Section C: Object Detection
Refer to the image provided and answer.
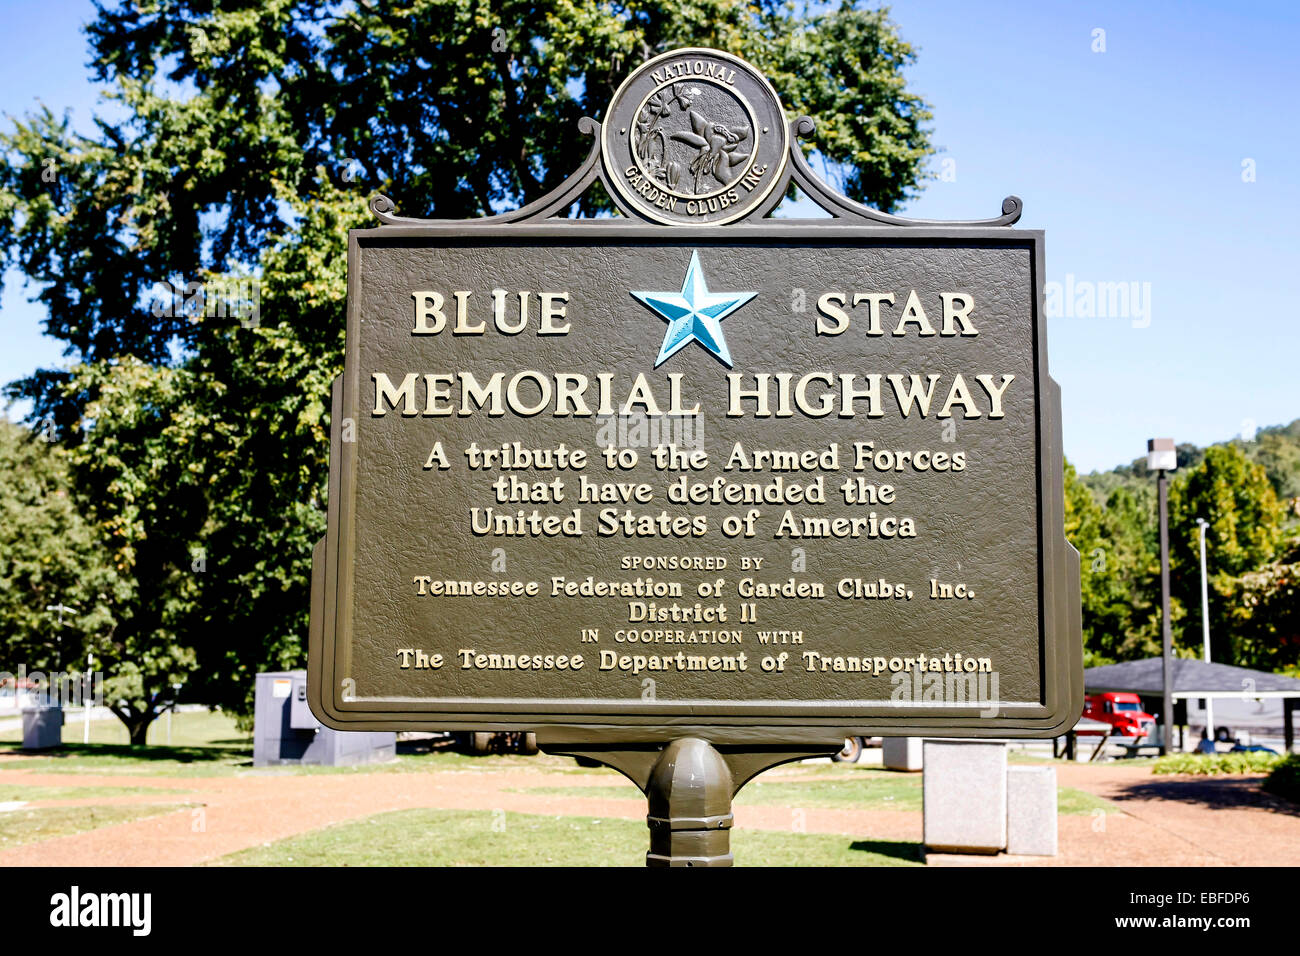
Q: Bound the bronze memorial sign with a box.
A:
[308,48,1082,865]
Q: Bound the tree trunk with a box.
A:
[112,707,157,747]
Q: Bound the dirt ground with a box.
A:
[0,755,1295,866]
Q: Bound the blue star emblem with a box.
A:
[631,251,756,368]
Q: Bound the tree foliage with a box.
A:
[1168,444,1284,668]
[0,421,124,673]
[60,359,201,742]
[1065,460,1161,666]
[1232,536,1300,677]
[0,2,935,720]
[1075,432,1297,672]
[1,0,935,425]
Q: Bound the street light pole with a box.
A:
[1148,439,1177,756]
[84,651,93,745]
[44,602,82,738]
[168,683,182,746]
[1158,471,1174,754]
[1197,517,1213,743]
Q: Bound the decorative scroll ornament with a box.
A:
[369,48,1021,229]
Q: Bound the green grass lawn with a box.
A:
[0,803,191,849]
[1057,787,1116,815]
[0,742,253,777]
[0,714,1133,864]
[740,774,923,810]
[0,711,1120,841]
[0,707,250,749]
[0,741,572,779]
[0,709,616,777]
[0,783,189,802]
[209,808,923,867]
[1007,751,1067,764]
[510,773,922,811]
[511,767,1115,816]
[0,709,254,775]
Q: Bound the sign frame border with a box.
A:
[307,220,1082,742]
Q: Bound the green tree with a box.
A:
[1244,423,1300,501]
[1097,484,1162,660]
[61,360,202,743]
[2,0,935,422]
[3,3,937,716]
[1168,444,1283,665]
[55,174,360,730]
[1065,458,1108,664]
[0,420,124,675]
[1231,536,1300,674]
[1076,427,1300,672]
[1065,460,1161,665]
[158,178,366,707]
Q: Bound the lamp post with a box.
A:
[168,682,182,746]
[1196,517,1214,744]
[44,602,80,736]
[84,650,93,744]
[1148,439,1177,755]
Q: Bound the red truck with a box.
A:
[1080,692,1157,738]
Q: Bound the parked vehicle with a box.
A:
[833,736,864,763]
[1080,692,1157,738]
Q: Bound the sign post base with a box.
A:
[537,732,844,866]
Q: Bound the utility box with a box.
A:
[253,671,394,767]
[22,705,63,750]
[289,679,318,731]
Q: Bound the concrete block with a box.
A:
[881,736,923,771]
[22,706,63,750]
[923,739,1007,853]
[1006,766,1058,856]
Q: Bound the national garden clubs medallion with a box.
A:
[602,48,790,225]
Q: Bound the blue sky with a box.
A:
[1,0,1297,472]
